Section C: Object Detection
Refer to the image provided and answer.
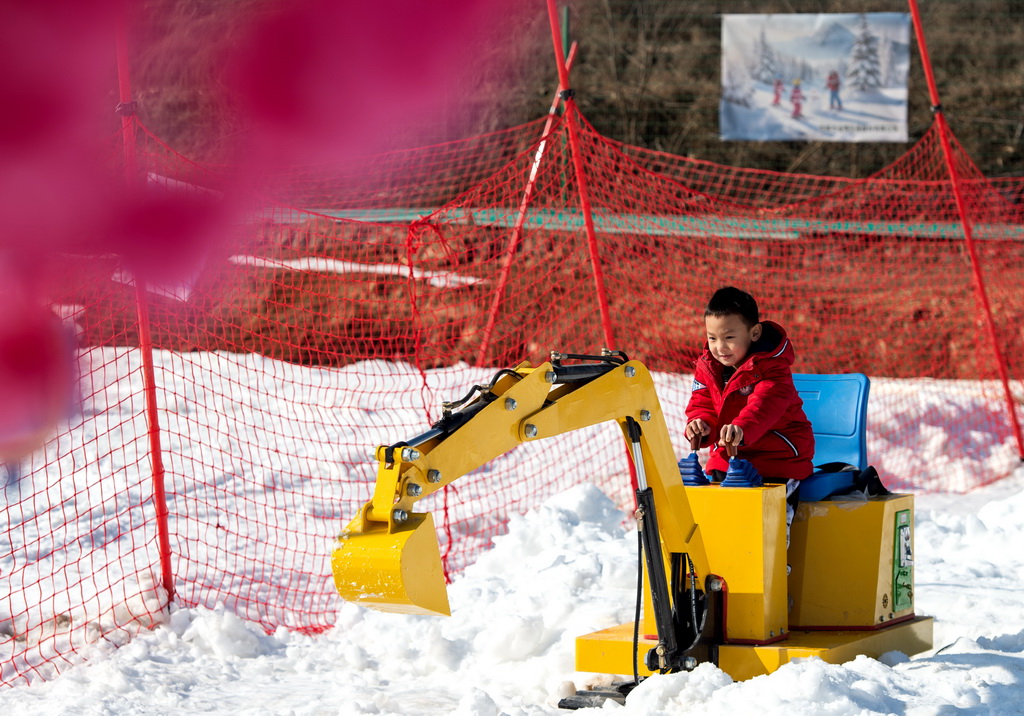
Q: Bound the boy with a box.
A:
[684,287,814,542]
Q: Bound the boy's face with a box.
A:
[705,313,762,367]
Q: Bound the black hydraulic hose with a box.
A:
[549,351,628,365]
[636,486,679,673]
[688,555,699,646]
[404,368,528,445]
[633,526,643,685]
[441,369,523,413]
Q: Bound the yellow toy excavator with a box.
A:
[331,352,932,707]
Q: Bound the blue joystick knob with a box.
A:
[679,451,710,486]
[720,456,763,487]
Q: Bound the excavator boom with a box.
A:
[331,353,710,618]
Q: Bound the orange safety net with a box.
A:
[2,106,1023,685]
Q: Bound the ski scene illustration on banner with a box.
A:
[721,13,911,142]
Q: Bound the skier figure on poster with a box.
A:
[826,70,843,110]
[790,79,805,119]
[772,78,784,106]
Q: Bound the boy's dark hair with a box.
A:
[705,286,759,327]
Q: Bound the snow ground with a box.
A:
[2,352,1024,714]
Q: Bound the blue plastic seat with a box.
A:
[792,373,870,501]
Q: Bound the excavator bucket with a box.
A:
[331,511,451,616]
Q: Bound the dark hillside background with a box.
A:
[121,0,1024,178]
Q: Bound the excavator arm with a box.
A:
[332,352,715,671]
[334,353,936,690]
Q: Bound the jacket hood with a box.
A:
[748,320,794,367]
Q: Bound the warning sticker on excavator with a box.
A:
[893,509,913,611]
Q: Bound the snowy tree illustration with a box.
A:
[749,27,778,84]
[722,66,754,106]
[879,37,904,88]
[846,14,882,91]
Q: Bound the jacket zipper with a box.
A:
[772,430,798,457]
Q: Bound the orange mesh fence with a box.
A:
[1,263,167,684]
[3,105,1024,685]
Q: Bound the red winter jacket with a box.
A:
[685,321,814,481]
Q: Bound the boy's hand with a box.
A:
[684,419,711,443]
[719,424,744,449]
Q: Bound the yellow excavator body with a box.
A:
[330,353,932,694]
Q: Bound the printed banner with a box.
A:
[720,13,911,142]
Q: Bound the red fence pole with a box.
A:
[545,2,638,503]
[907,0,1024,460]
[474,41,578,367]
[115,17,177,601]
[545,0,616,351]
